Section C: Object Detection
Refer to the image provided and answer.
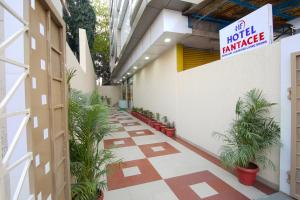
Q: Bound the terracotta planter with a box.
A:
[165,128,176,137]
[160,125,167,133]
[149,120,156,128]
[153,123,162,131]
[236,163,259,186]
[148,120,156,127]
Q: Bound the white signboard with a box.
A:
[219,4,273,59]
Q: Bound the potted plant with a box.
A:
[214,89,280,186]
[69,90,118,200]
[148,112,156,127]
[153,113,162,131]
[160,116,168,134]
[165,121,176,137]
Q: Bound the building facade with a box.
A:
[109,0,300,197]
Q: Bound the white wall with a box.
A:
[133,46,178,123]
[98,86,121,106]
[133,42,282,187]
[279,33,300,194]
[66,29,96,94]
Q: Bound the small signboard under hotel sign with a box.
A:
[219,4,273,59]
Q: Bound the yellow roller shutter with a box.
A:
[183,47,220,70]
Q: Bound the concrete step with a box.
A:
[256,192,295,200]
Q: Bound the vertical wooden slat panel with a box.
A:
[29,1,53,199]
[291,52,300,200]
[28,0,70,199]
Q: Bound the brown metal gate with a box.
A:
[291,52,300,199]
[28,0,70,199]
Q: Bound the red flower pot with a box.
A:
[236,163,259,186]
[153,123,161,131]
[148,120,156,127]
[160,125,167,133]
[149,120,156,128]
[145,118,151,124]
[165,128,176,137]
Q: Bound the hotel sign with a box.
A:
[219,4,273,59]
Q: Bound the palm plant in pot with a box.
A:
[69,90,117,200]
[215,89,280,186]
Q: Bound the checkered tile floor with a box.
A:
[103,110,270,200]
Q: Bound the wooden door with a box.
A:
[28,0,70,199]
[291,52,300,199]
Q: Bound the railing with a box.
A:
[0,0,33,200]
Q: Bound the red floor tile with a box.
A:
[138,142,180,158]
[128,129,154,137]
[107,159,162,190]
[104,138,136,149]
[165,171,249,200]
[121,122,141,126]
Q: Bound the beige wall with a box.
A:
[133,46,178,122]
[98,86,121,106]
[133,43,281,187]
[66,29,96,94]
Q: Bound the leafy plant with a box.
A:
[162,116,168,125]
[69,89,116,200]
[155,113,160,122]
[64,0,96,57]
[166,122,175,129]
[66,68,77,93]
[214,89,280,170]
[91,0,110,83]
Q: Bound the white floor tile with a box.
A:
[112,146,146,161]
[104,180,179,200]
[151,146,165,152]
[104,132,130,139]
[123,166,141,177]
[190,182,218,198]
[114,140,125,145]
[132,135,167,145]
[124,125,145,131]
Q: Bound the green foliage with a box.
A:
[155,113,160,122]
[91,0,110,84]
[166,122,175,129]
[215,89,280,169]
[162,116,168,125]
[64,0,96,57]
[69,89,115,200]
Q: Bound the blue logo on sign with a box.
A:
[235,20,245,32]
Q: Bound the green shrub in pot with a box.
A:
[69,90,117,199]
[214,89,280,185]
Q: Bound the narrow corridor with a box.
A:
[104,110,274,200]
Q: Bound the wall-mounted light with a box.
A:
[164,38,171,43]
[133,66,138,70]
[127,72,131,75]
[145,56,150,60]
